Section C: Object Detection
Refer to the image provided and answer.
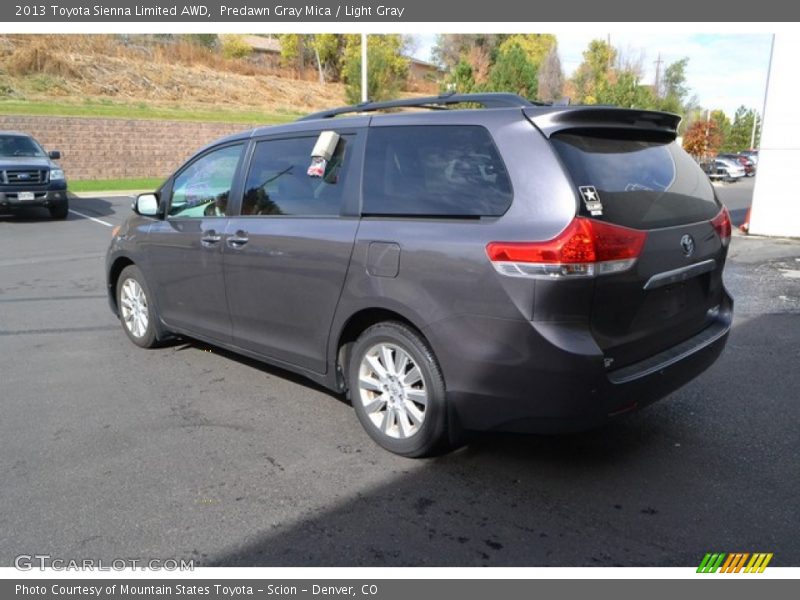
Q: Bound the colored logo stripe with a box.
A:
[745,553,773,573]
[720,553,749,573]
[697,552,773,573]
[697,553,726,573]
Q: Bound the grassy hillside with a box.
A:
[0,35,347,124]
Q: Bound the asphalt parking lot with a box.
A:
[1,179,798,567]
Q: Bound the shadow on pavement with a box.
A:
[69,195,118,218]
[206,313,799,567]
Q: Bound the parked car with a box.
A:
[0,131,68,219]
[740,149,759,165]
[714,158,746,181]
[106,93,733,457]
[718,153,755,176]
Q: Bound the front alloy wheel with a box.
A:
[120,278,149,339]
[116,265,158,348]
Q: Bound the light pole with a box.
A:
[361,33,368,103]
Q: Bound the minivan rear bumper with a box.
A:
[428,292,732,434]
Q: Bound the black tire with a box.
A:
[116,265,159,349]
[348,321,449,457]
[49,201,68,219]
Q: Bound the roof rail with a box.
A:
[298,92,538,121]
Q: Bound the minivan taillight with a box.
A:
[710,206,732,248]
[486,217,647,279]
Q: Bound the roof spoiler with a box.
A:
[525,107,681,139]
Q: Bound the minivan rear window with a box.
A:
[363,125,512,217]
[551,130,720,229]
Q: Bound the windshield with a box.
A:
[0,135,47,158]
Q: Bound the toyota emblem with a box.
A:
[680,234,695,257]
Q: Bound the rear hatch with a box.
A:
[529,109,730,369]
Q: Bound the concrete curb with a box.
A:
[68,190,149,199]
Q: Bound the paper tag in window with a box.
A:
[307,156,326,178]
[307,131,340,178]
[579,186,603,216]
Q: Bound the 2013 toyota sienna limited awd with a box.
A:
[106,93,733,457]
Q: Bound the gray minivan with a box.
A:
[106,93,733,457]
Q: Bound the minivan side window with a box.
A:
[362,125,513,217]
[241,135,349,216]
[168,144,244,218]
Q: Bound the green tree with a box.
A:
[655,58,690,113]
[486,41,538,98]
[278,33,304,69]
[571,39,617,104]
[342,35,409,104]
[727,105,761,151]
[443,59,477,93]
[498,34,557,69]
[711,110,733,152]
[597,70,655,109]
[310,34,346,82]
[219,34,251,59]
[279,34,348,82]
[661,58,689,101]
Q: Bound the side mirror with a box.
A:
[48,150,61,160]
[133,193,159,217]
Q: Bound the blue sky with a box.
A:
[410,33,773,119]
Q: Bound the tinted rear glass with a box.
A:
[363,126,512,217]
[551,130,720,229]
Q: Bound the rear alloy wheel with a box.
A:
[349,322,448,457]
[117,265,158,348]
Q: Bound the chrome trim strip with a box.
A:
[642,259,717,290]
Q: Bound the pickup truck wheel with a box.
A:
[49,201,68,219]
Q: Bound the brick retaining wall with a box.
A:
[0,115,257,181]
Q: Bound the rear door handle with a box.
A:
[201,230,222,246]
[227,231,249,248]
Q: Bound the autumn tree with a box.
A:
[683,119,723,159]
[432,34,506,68]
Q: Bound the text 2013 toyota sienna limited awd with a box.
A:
[106,93,733,457]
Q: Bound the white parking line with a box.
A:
[68,209,114,227]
